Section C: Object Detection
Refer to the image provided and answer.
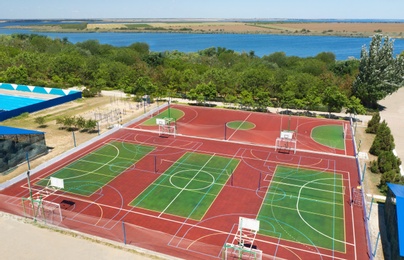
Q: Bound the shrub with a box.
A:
[370,160,379,174]
[379,170,403,194]
[369,120,394,156]
[366,111,380,134]
[34,116,46,127]
[377,151,400,174]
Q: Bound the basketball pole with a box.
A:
[258,172,261,190]
[231,171,234,186]
[224,123,227,140]
[154,156,157,173]
[168,100,171,118]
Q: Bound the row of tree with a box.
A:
[368,112,403,193]
[0,33,402,113]
[55,116,98,132]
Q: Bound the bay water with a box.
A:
[1,22,404,60]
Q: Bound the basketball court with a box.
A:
[0,104,369,259]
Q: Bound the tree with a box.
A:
[352,34,404,108]
[366,111,381,134]
[63,116,76,131]
[377,151,401,174]
[34,116,46,127]
[322,86,348,114]
[195,82,217,101]
[76,116,87,130]
[345,96,366,115]
[85,119,98,132]
[379,170,402,194]
[5,65,28,84]
[369,120,395,156]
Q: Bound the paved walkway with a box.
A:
[379,87,404,174]
[0,213,163,260]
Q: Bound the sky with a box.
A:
[0,0,403,20]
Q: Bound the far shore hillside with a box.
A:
[6,20,404,38]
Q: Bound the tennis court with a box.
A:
[0,104,369,260]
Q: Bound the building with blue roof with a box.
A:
[385,183,404,259]
[0,126,47,173]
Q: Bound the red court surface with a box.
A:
[0,105,370,259]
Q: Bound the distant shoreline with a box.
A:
[5,20,404,38]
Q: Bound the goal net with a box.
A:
[275,130,296,154]
[22,197,63,225]
[222,217,262,260]
[156,118,176,137]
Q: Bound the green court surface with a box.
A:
[258,165,345,252]
[312,125,345,150]
[130,152,239,220]
[36,141,155,196]
[226,121,255,130]
[142,107,184,126]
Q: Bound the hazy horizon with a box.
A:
[1,0,403,20]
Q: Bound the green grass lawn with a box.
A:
[258,165,345,252]
[36,141,155,196]
[312,125,345,150]
[226,121,255,130]
[130,152,239,220]
[142,107,184,126]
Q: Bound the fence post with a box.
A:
[26,152,31,170]
[72,131,77,147]
[373,232,380,257]
[122,221,127,245]
[367,196,374,220]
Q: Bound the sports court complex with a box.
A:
[0,103,370,259]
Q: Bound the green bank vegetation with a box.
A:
[0,33,402,114]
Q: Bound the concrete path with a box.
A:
[0,213,161,260]
[379,87,404,174]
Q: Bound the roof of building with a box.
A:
[0,125,44,135]
[388,183,404,257]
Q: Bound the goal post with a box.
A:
[222,243,263,260]
[156,117,177,137]
[275,130,296,154]
[222,217,262,260]
[22,197,62,224]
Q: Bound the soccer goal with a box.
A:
[156,117,176,137]
[275,130,297,154]
[22,197,63,224]
[222,217,262,260]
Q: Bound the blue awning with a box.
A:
[0,126,44,135]
[388,183,404,257]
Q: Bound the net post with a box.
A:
[26,171,36,222]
